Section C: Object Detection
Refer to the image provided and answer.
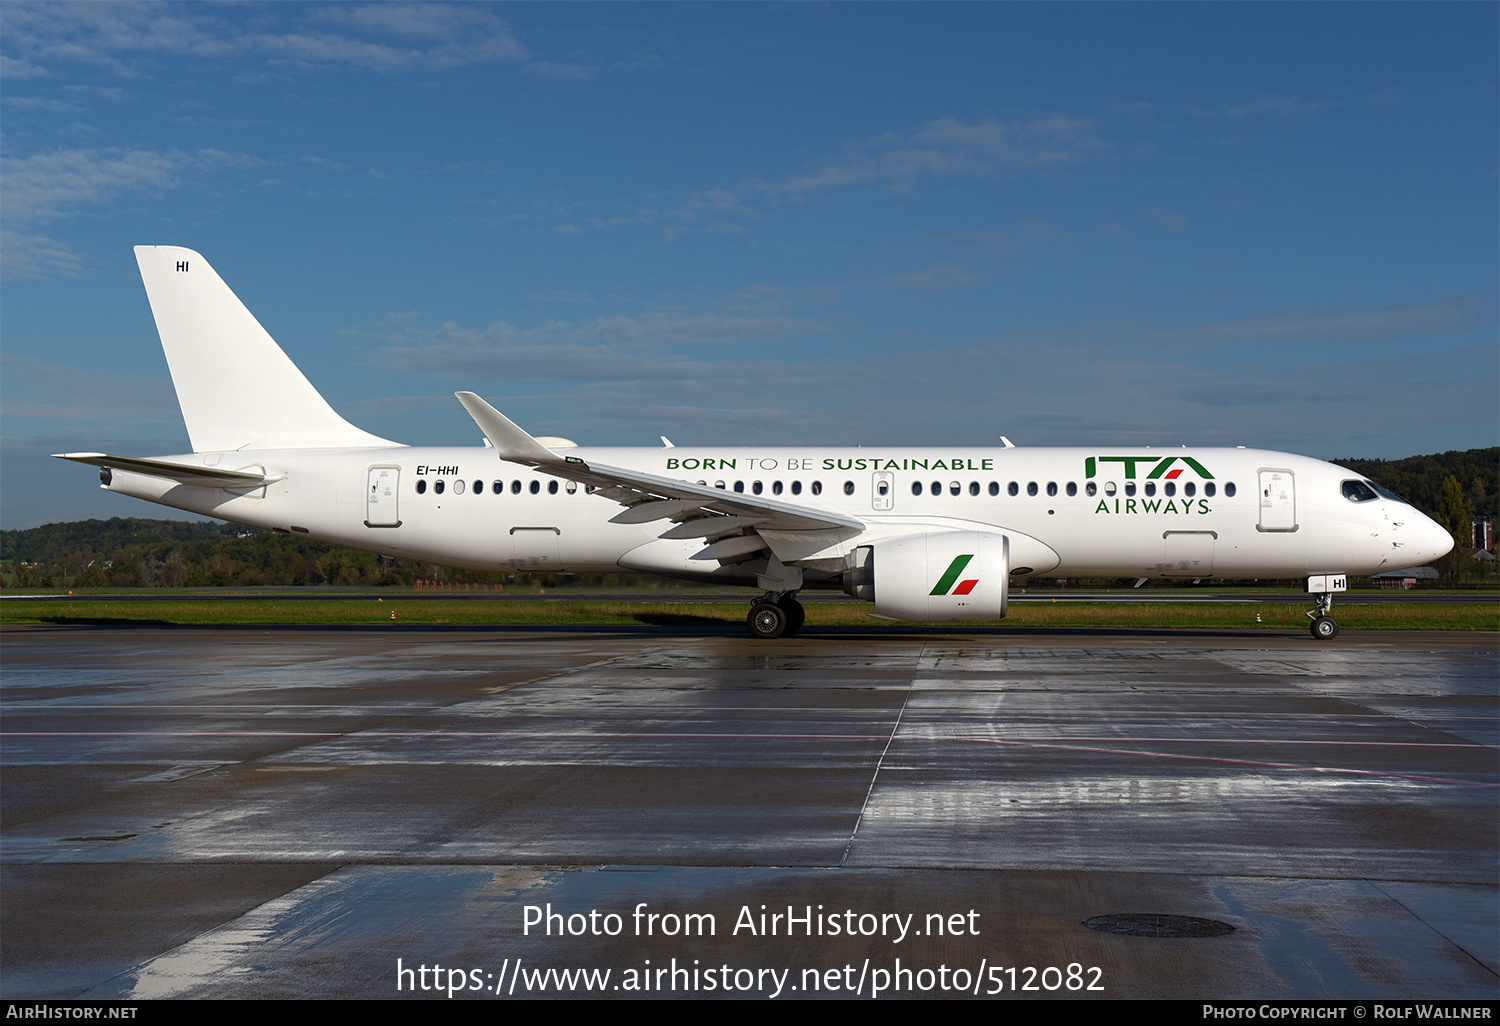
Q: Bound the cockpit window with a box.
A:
[1342,480,1378,503]
[1368,480,1409,504]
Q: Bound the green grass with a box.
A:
[2,597,1494,631]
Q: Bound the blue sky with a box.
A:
[2,2,1496,528]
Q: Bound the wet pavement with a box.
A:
[2,624,1495,999]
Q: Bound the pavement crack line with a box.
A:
[838,676,914,868]
[1365,880,1500,978]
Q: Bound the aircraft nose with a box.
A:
[1432,518,1455,561]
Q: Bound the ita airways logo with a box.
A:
[930,554,979,597]
[1085,456,1214,480]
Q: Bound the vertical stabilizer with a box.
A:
[134,246,397,452]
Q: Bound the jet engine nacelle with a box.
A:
[843,530,1009,622]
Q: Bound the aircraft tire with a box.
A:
[748,601,788,640]
[778,597,806,634]
[1310,615,1339,641]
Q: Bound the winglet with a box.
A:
[455,393,563,466]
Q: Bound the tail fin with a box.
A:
[134,246,397,452]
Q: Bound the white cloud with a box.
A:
[557,115,1108,240]
[0,147,256,275]
[0,354,180,424]
[1158,295,1496,350]
[2,2,529,76]
[353,294,1497,455]
[374,310,831,382]
[0,229,86,279]
[524,61,594,81]
[1226,94,1340,119]
[775,115,1104,197]
[1140,207,1187,232]
[0,147,181,223]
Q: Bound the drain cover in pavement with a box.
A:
[1083,914,1234,938]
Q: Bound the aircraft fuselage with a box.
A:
[101,443,1440,584]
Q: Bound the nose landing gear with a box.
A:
[1304,575,1346,641]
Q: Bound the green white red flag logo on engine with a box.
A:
[930,554,979,596]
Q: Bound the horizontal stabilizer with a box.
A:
[53,453,277,487]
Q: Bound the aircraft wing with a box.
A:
[457,393,864,560]
[52,453,278,487]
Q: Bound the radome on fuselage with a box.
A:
[56,247,1453,640]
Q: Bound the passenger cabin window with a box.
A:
[1224,482,1236,497]
[912,481,923,496]
[453,480,465,495]
[548,480,558,494]
[473,480,483,495]
[949,481,960,496]
[844,481,855,495]
[1124,482,1136,497]
[1085,482,1097,497]
[989,482,999,496]
[435,480,445,495]
[492,480,503,495]
[969,481,980,496]
[772,481,782,495]
[511,480,523,494]
[1184,482,1195,497]
[1008,482,1019,496]
[1204,482,1216,497]
[752,481,763,495]
[1027,482,1038,497]
[1046,482,1057,497]
[811,481,822,495]
[1143,482,1155,497]
[791,481,802,495]
[566,481,577,494]
[931,481,941,496]
[1066,482,1077,497]
[530,480,540,494]
[416,479,427,494]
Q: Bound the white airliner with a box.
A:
[57,247,1453,640]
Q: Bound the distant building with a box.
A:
[1372,566,1441,589]
[1473,516,1494,554]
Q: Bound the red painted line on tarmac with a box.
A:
[4,731,1493,789]
[948,736,1500,788]
[2,730,1489,750]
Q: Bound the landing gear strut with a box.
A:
[747,592,804,640]
[1304,574,1346,641]
[1307,592,1339,641]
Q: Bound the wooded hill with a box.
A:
[1330,447,1496,522]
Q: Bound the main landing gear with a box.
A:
[1307,592,1339,641]
[747,592,805,640]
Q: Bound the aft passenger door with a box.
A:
[366,466,400,527]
